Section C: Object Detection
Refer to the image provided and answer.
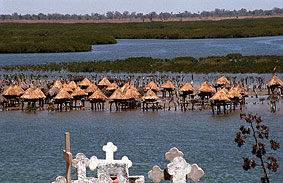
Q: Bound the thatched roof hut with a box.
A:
[209,89,231,102]
[235,83,248,96]
[106,82,119,91]
[54,88,73,100]
[197,81,216,93]
[21,88,38,100]
[71,87,88,97]
[89,89,107,100]
[144,81,159,91]
[160,79,176,89]
[85,84,99,94]
[267,75,283,87]
[2,86,21,97]
[109,88,128,100]
[179,82,195,92]
[121,82,138,93]
[62,83,73,93]
[228,87,243,99]
[215,75,230,86]
[34,88,46,99]
[78,77,92,88]
[124,88,140,99]
[53,80,63,89]
[142,89,159,101]
[67,81,78,90]
[13,85,24,95]
[98,76,111,87]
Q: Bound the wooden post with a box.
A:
[63,132,72,183]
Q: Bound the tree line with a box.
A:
[1,8,283,21]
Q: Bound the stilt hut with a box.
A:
[62,83,73,94]
[78,77,92,89]
[34,88,46,108]
[0,94,8,109]
[160,79,176,97]
[144,81,159,94]
[85,84,99,96]
[227,87,243,110]
[142,89,159,111]
[13,85,25,95]
[197,81,216,100]
[97,76,111,89]
[267,75,283,95]
[54,88,73,110]
[106,81,120,97]
[71,87,88,108]
[109,88,128,111]
[67,81,78,90]
[179,82,195,100]
[89,89,107,110]
[53,80,63,89]
[209,89,231,114]
[123,86,141,109]
[20,88,40,110]
[2,85,23,106]
[214,75,231,91]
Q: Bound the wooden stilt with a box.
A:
[63,132,72,183]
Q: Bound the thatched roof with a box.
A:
[54,88,73,100]
[71,87,87,97]
[106,82,119,91]
[179,82,195,92]
[89,89,107,100]
[267,75,283,87]
[97,76,111,87]
[48,86,60,97]
[21,88,38,100]
[67,81,78,90]
[144,81,159,91]
[124,88,140,99]
[160,79,176,89]
[228,87,243,98]
[235,83,248,96]
[85,84,99,93]
[78,77,92,87]
[109,88,128,100]
[121,82,138,93]
[0,94,8,103]
[2,86,21,96]
[215,75,230,85]
[209,89,231,102]
[53,80,63,89]
[63,83,73,92]
[142,89,159,100]
[14,85,24,95]
[197,81,216,93]
[34,88,46,99]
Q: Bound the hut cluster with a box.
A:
[0,74,282,114]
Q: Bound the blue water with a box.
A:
[1,36,283,66]
[0,100,283,183]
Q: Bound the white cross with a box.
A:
[167,157,191,183]
[148,165,164,183]
[102,142,117,161]
[165,147,184,162]
[187,164,204,182]
[71,153,90,181]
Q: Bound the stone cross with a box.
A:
[167,157,191,183]
[102,142,117,161]
[63,132,72,183]
[187,164,205,182]
[148,165,164,183]
[165,147,184,162]
[72,153,90,181]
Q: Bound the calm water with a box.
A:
[0,99,283,183]
[1,36,283,66]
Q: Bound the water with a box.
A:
[0,100,283,183]
[1,36,283,66]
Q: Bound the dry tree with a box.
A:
[235,113,280,183]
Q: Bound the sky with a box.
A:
[1,0,282,15]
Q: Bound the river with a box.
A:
[1,36,283,66]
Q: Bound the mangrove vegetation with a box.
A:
[1,54,283,73]
[1,17,283,53]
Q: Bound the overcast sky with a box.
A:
[1,0,282,14]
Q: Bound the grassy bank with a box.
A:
[1,54,283,73]
[1,17,283,53]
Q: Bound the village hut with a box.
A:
[227,87,243,110]
[67,81,78,90]
[142,89,159,111]
[20,88,39,109]
[160,79,176,97]
[54,88,73,110]
[53,80,63,89]
[197,81,216,100]
[0,94,8,109]
[108,88,128,111]
[89,89,107,110]
[13,85,24,95]
[235,82,248,97]
[214,75,231,91]
[78,77,92,89]
[144,81,160,93]
[71,87,88,108]
[85,84,99,96]
[209,89,231,114]
[34,88,46,107]
[2,85,22,105]
[97,76,111,88]
[62,83,73,93]
[179,82,195,100]
[266,75,283,95]
[106,81,120,97]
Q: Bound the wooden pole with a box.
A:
[63,132,72,183]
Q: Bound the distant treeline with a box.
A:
[1,18,283,53]
[1,54,283,73]
[1,8,283,21]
